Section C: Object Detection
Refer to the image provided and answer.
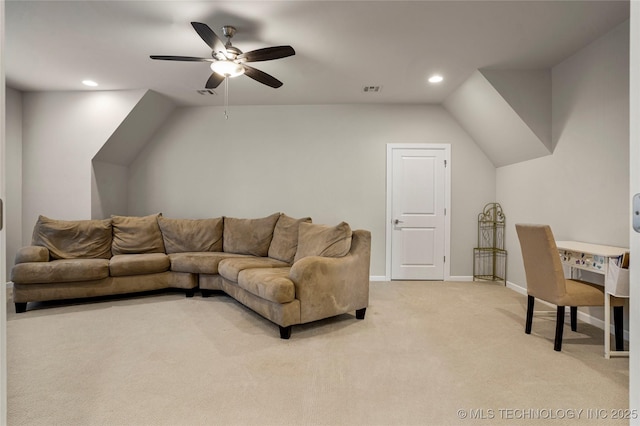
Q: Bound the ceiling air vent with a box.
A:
[363,85,382,93]
[197,89,217,95]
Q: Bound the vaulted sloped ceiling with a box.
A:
[92,90,176,218]
[93,90,176,166]
[443,69,553,167]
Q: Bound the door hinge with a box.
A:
[444,160,447,167]
[444,208,447,215]
[444,256,446,263]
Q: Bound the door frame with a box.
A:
[385,143,451,281]
[1,0,7,420]
[629,1,639,417]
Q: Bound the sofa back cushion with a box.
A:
[111,214,165,255]
[223,213,280,256]
[31,215,113,260]
[268,214,312,263]
[294,222,353,262]
[157,217,223,254]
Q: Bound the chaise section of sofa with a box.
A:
[201,219,371,339]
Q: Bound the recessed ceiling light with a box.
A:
[82,80,98,87]
[428,75,444,84]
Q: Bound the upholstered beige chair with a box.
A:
[515,224,624,351]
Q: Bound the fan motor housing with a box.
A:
[221,25,237,38]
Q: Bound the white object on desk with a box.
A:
[605,258,630,297]
[555,241,629,359]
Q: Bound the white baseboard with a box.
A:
[371,276,474,282]
[448,275,473,281]
[506,280,526,294]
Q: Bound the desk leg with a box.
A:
[604,292,611,359]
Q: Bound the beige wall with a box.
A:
[20,90,145,245]
[127,104,496,277]
[11,93,496,279]
[497,22,629,317]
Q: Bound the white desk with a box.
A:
[556,241,629,358]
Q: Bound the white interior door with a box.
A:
[387,145,450,280]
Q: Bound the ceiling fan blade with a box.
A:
[205,72,225,89]
[237,46,295,62]
[150,55,212,62]
[243,65,283,88]
[191,22,226,53]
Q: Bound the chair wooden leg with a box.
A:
[525,295,534,334]
[554,306,565,351]
[570,306,577,332]
[613,306,624,351]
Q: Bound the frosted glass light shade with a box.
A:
[210,61,245,77]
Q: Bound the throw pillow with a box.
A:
[111,214,165,255]
[268,214,312,263]
[157,217,223,254]
[31,215,113,260]
[294,221,353,262]
[223,213,280,256]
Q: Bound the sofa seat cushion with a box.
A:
[109,254,170,277]
[11,258,109,284]
[168,252,249,274]
[237,267,295,303]
[218,257,290,282]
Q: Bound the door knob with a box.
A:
[394,219,404,225]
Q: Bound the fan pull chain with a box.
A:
[224,77,229,120]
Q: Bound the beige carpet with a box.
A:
[6,281,629,425]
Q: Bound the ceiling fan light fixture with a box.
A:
[152,22,293,89]
[210,60,245,78]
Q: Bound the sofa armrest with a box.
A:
[289,229,371,323]
[15,246,50,264]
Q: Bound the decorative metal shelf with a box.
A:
[473,203,507,284]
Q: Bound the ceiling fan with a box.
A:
[150,22,295,89]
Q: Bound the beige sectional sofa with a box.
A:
[11,213,371,339]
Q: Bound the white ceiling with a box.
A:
[5,0,630,107]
